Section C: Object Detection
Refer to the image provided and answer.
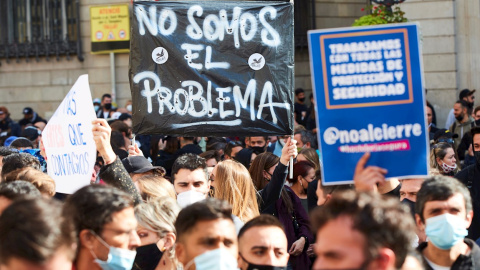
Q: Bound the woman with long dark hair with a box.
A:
[249,151,313,270]
[288,161,316,212]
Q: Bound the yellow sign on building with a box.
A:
[90,4,130,54]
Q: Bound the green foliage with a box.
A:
[353,5,408,26]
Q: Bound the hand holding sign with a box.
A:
[128,144,143,157]
[353,152,388,192]
[280,137,297,166]
[92,119,116,165]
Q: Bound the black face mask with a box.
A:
[474,151,480,168]
[467,101,474,109]
[298,97,306,102]
[401,198,416,219]
[133,243,163,270]
[250,146,266,154]
[104,103,112,110]
[246,264,287,270]
[240,254,287,270]
[455,113,464,122]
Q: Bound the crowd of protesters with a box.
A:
[0,88,479,270]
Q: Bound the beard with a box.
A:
[455,114,465,122]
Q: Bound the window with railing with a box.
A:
[0,0,83,65]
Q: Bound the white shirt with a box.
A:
[424,256,451,270]
[445,109,455,129]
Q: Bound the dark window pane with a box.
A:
[0,0,83,63]
[294,0,316,48]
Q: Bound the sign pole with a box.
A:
[110,52,116,102]
[289,134,294,179]
[289,0,295,180]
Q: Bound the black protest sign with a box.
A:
[129,1,294,137]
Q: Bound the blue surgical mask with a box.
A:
[94,105,100,111]
[184,248,238,270]
[89,231,137,270]
[425,213,468,250]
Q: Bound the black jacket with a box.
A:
[455,165,480,240]
[174,143,203,157]
[0,117,21,136]
[99,157,142,206]
[18,112,46,127]
[418,239,480,270]
[258,162,288,213]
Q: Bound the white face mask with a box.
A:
[177,190,206,208]
[441,162,457,173]
[126,104,132,112]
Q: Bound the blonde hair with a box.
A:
[3,167,55,197]
[135,196,180,237]
[136,175,176,201]
[135,197,180,266]
[214,160,260,222]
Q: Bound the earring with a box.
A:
[161,247,167,252]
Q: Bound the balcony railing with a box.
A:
[0,0,83,65]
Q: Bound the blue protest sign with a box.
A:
[308,23,429,185]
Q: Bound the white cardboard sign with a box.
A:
[42,75,97,194]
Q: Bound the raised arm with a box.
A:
[92,119,142,205]
[259,137,297,212]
